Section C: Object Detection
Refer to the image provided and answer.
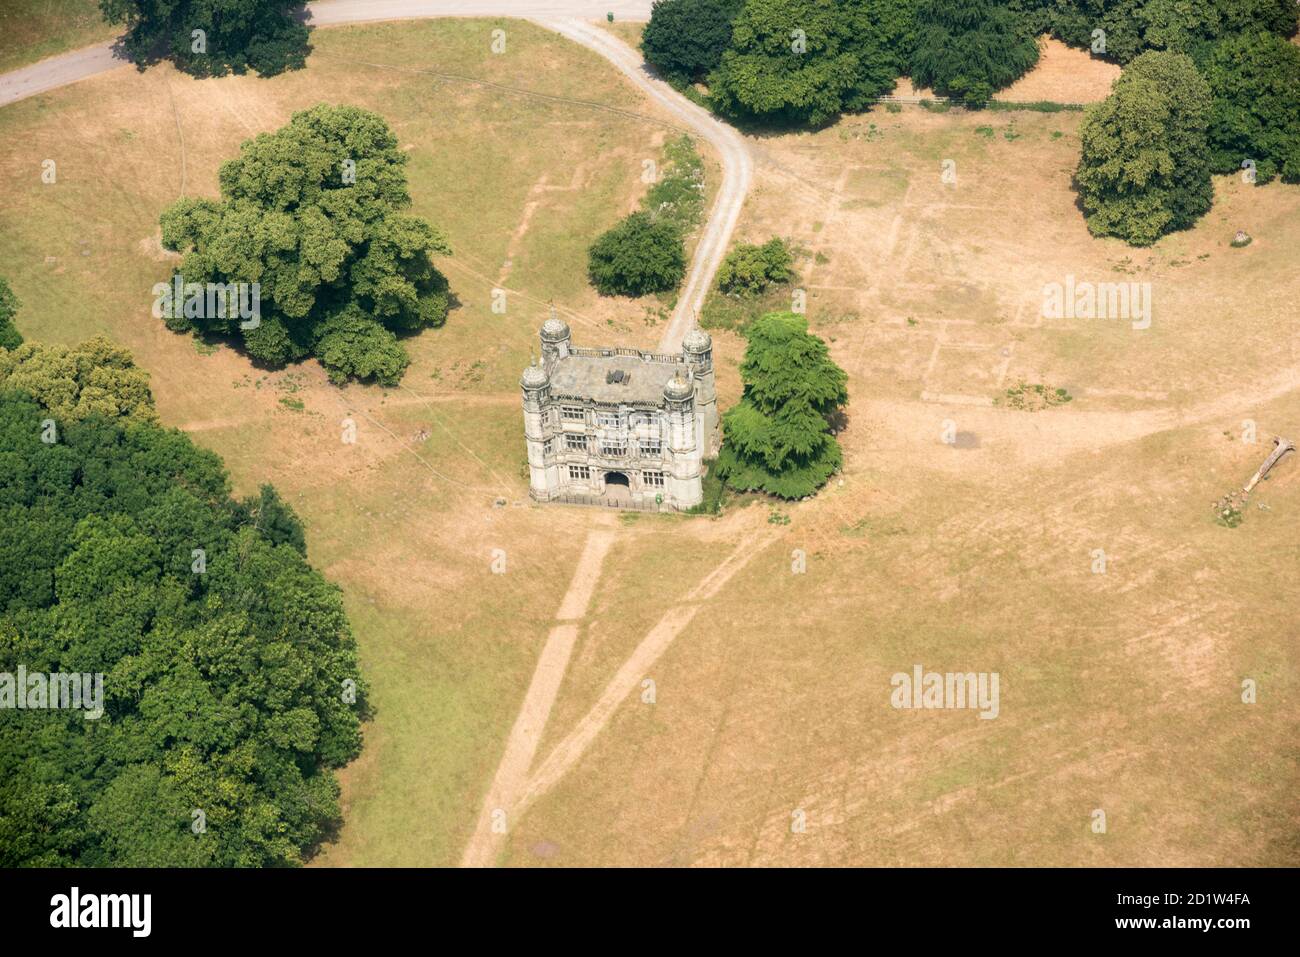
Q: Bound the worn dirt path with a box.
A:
[460,526,617,867]
[536,18,753,353]
[515,523,781,816]
[460,514,778,867]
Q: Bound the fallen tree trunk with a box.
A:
[1243,436,1295,495]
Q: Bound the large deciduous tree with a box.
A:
[709,0,912,126]
[158,104,452,385]
[910,0,1040,106]
[642,0,745,83]
[716,312,847,499]
[98,0,311,76]
[1074,50,1213,246]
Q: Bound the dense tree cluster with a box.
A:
[716,312,847,499]
[159,105,451,385]
[98,0,311,77]
[1058,3,1298,243]
[648,0,1031,124]
[1075,51,1214,245]
[1024,0,1298,64]
[645,0,1297,129]
[0,346,364,866]
[1201,31,1300,184]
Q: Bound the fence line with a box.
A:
[543,491,673,513]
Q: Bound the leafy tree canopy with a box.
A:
[1202,31,1300,184]
[159,104,451,385]
[717,238,794,295]
[1028,0,1298,64]
[0,278,21,351]
[715,312,847,499]
[911,0,1041,105]
[588,212,688,297]
[710,0,913,126]
[0,337,156,424]
[98,0,311,77]
[0,353,364,867]
[643,0,746,82]
[1074,50,1213,245]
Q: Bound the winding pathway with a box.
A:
[0,1,752,350]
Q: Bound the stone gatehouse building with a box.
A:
[520,315,719,510]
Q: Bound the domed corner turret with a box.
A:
[540,315,570,343]
[539,307,572,362]
[520,361,550,391]
[663,369,694,403]
[682,328,712,357]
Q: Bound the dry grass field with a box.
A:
[2,18,1297,867]
[0,0,117,73]
[0,17,721,866]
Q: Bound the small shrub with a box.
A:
[644,136,706,234]
[717,238,794,297]
[998,382,1073,411]
[1213,490,1248,528]
[0,277,23,350]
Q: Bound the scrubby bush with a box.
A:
[717,238,794,295]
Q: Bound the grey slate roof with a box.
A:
[547,351,687,405]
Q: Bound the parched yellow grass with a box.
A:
[499,91,1300,866]
[0,18,714,866]
[2,17,1297,868]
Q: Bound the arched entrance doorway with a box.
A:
[603,470,631,504]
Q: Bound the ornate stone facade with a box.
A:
[521,316,719,510]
